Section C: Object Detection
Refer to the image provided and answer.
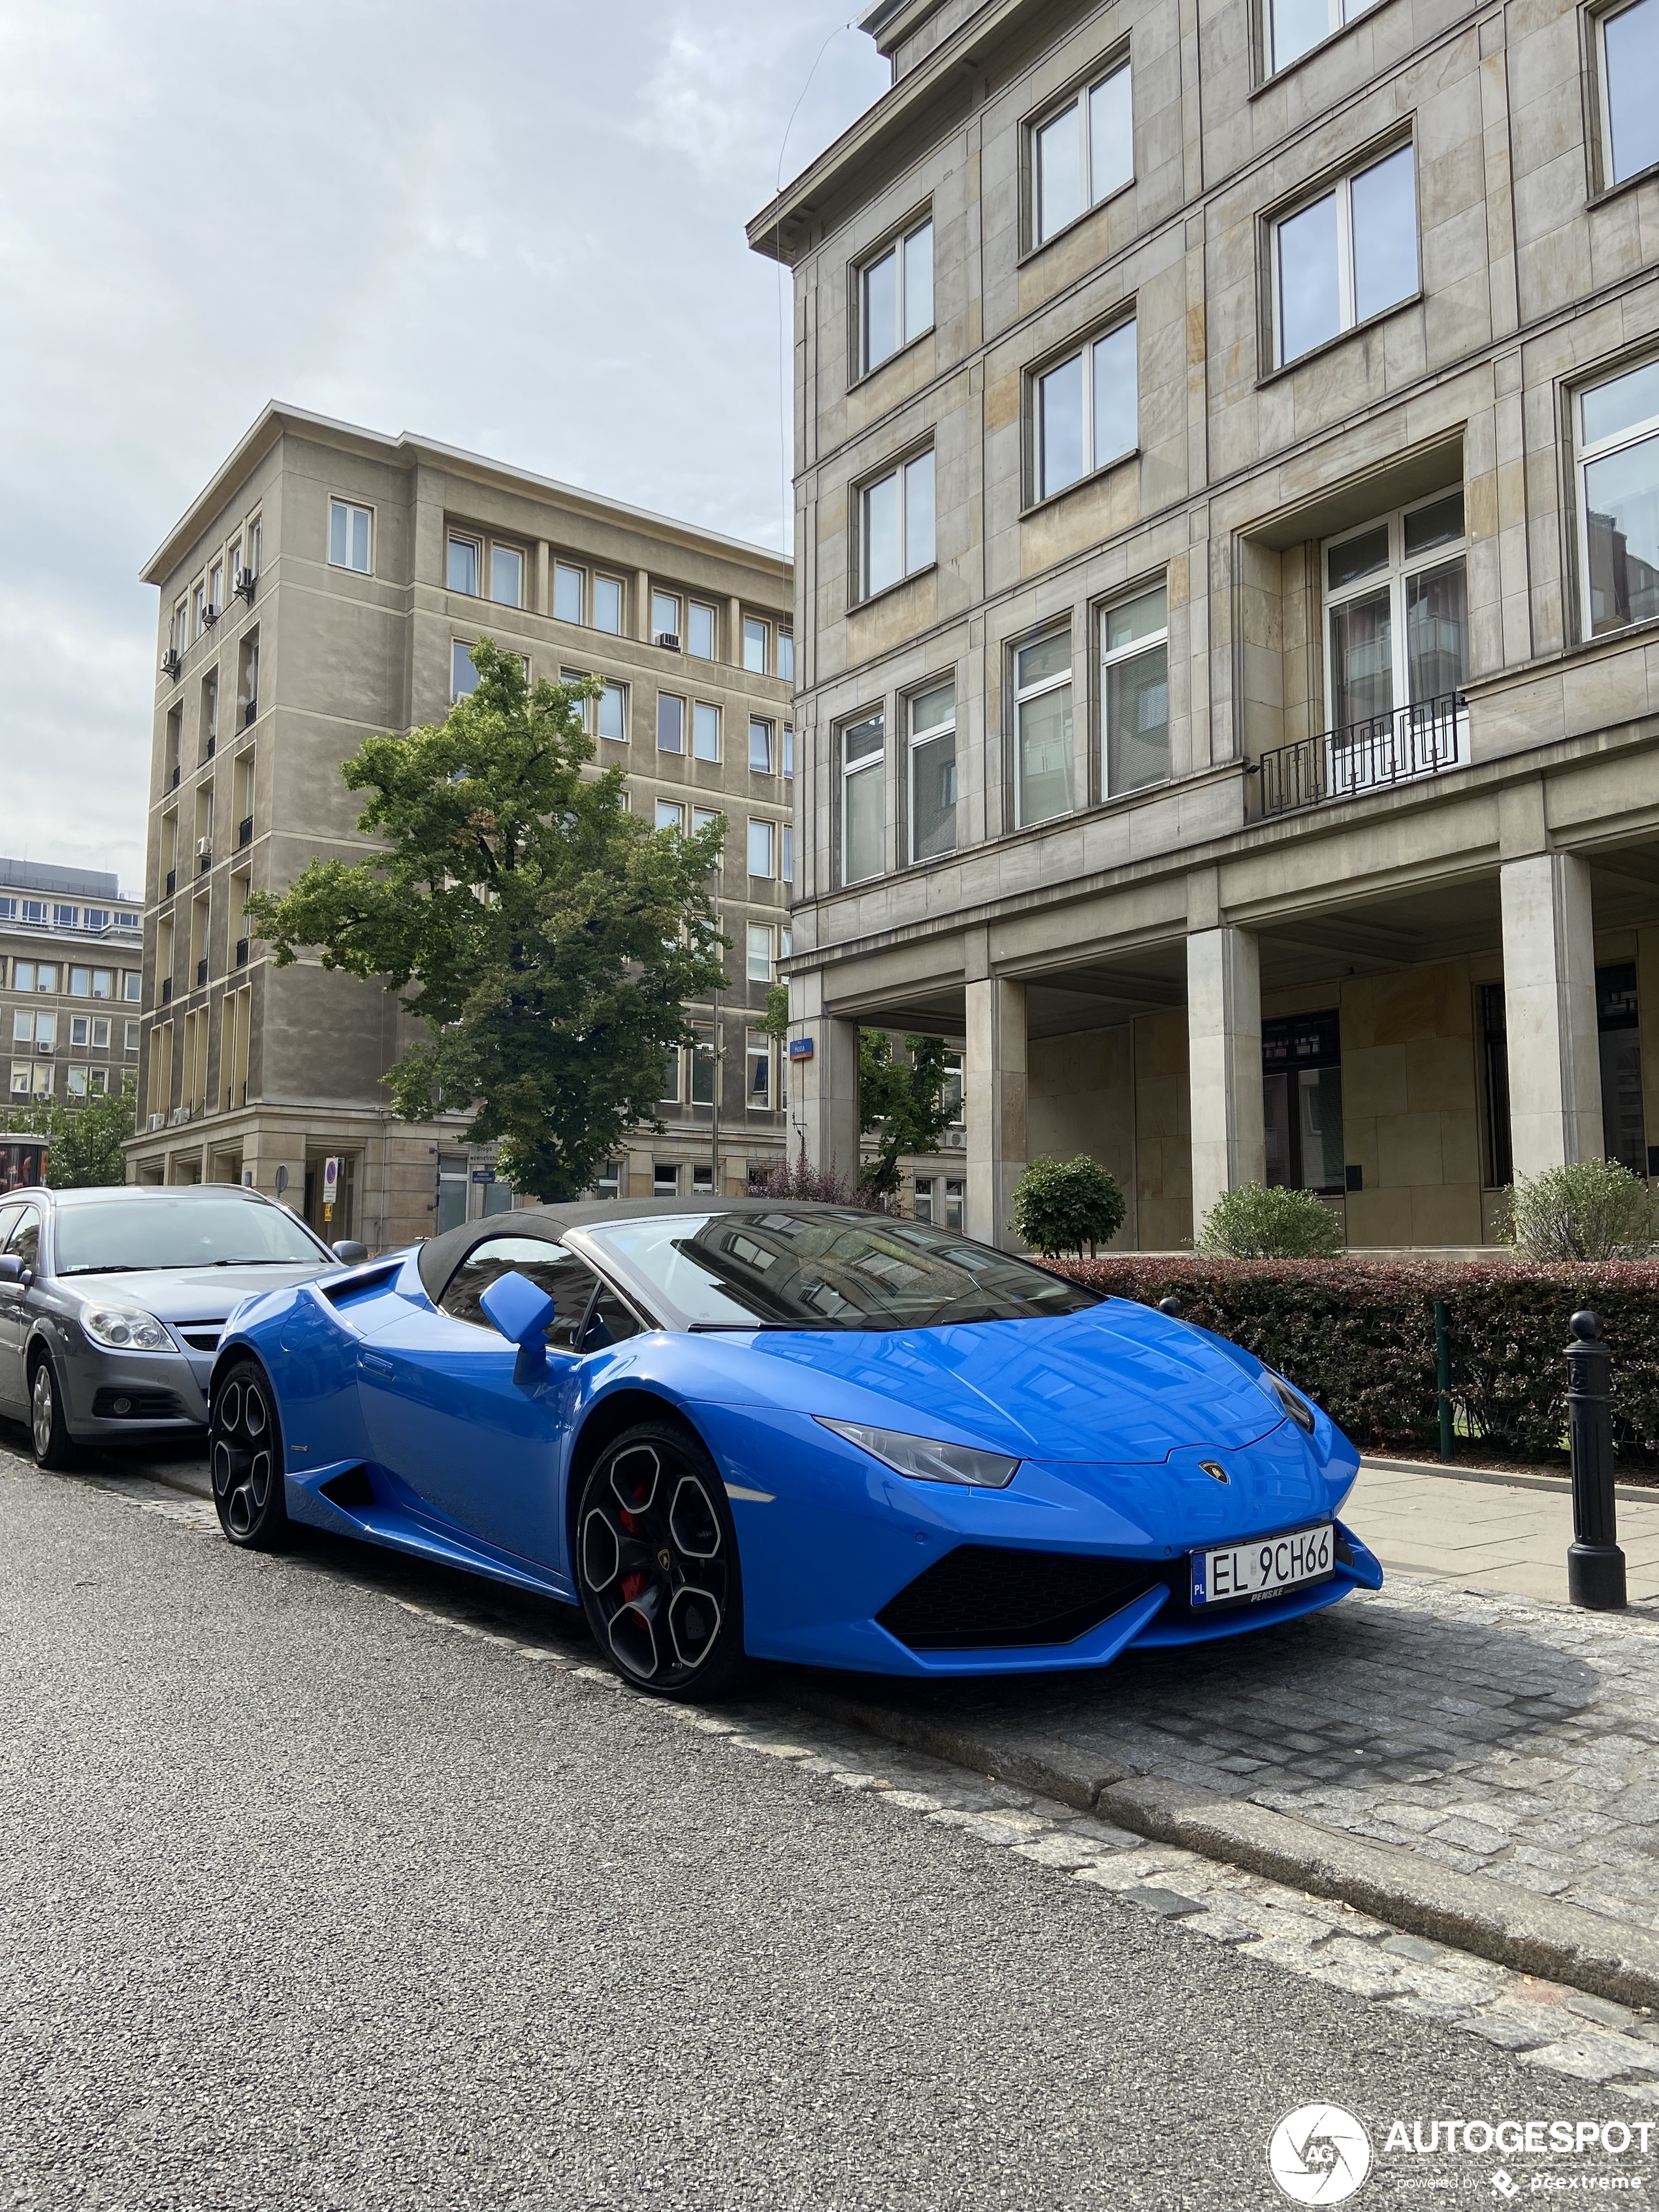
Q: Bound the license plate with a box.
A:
[1190,1522,1334,1608]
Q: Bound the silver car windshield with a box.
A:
[581,1210,1102,1333]
[54,1198,328,1275]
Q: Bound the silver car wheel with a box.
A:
[31,1363,54,1458]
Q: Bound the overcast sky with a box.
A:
[0,1,887,897]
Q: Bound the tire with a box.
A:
[575,1419,747,1701]
[29,1353,80,1471]
[209,1357,291,1550]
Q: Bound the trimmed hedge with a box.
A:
[1044,1257,1659,1461]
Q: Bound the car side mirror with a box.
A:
[332,1240,369,1266]
[479,1269,563,1386]
[0,1254,27,1289]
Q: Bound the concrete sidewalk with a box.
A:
[1351,1456,1659,1604]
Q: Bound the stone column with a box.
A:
[1500,852,1602,1177]
[1187,925,1264,1234]
[965,976,1027,1247]
[788,969,860,1188]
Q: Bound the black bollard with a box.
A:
[1566,1309,1626,1611]
[1158,1295,1184,1319]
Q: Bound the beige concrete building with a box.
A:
[750,0,1659,1251]
[1,861,142,1187]
[130,406,796,1246]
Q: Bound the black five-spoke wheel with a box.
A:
[575,1420,745,1699]
[210,1356,291,1550]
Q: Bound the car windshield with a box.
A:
[582,1210,1102,1332]
[54,1197,328,1275]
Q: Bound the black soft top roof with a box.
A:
[414,1197,881,1304]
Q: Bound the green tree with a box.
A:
[245,641,728,1201]
[761,991,954,1202]
[1012,1154,1126,1257]
[1197,1181,1343,1258]
[4,1078,137,1187]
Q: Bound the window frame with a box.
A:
[1027,315,1139,509]
[838,708,886,886]
[1011,626,1076,831]
[748,717,775,774]
[327,497,374,575]
[747,818,776,879]
[1024,54,1135,255]
[593,574,624,635]
[855,211,935,379]
[692,701,721,762]
[1263,0,1383,80]
[906,679,958,865]
[1098,584,1172,800]
[657,692,686,754]
[745,1031,773,1111]
[1267,137,1420,373]
[743,615,770,672]
[447,530,481,596]
[856,445,937,602]
[553,560,586,624]
[652,589,683,647]
[1592,0,1659,193]
[489,542,524,610]
[688,600,717,660]
[746,922,775,984]
[1573,357,1659,641]
[1319,489,1470,729]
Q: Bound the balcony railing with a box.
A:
[238,814,253,848]
[1248,692,1466,822]
[195,957,208,987]
[235,937,249,967]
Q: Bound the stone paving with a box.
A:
[1351,1458,1659,1604]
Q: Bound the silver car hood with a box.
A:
[54,1262,332,1322]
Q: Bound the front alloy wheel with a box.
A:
[30,1355,79,1470]
[575,1420,745,1700]
[210,1357,291,1549]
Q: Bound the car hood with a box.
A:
[54,1262,332,1323]
[695,1298,1285,1462]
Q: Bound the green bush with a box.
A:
[1509,1158,1659,1260]
[1012,1155,1126,1257]
[1039,1255,1659,1462]
[1197,1181,1343,1259]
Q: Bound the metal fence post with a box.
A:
[1566,1309,1626,1611]
[1434,1299,1454,1463]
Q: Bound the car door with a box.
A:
[354,1235,622,1575]
[0,1204,42,1410]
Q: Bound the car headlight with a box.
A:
[80,1303,177,1353]
[817,1417,1020,1489]
[1261,1370,1315,1434]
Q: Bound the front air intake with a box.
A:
[877,1545,1161,1651]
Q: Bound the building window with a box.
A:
[35,964,56,993]
[124,1020,140,1052]
[908,682,956,862]
[743,615,769,672]
[749,718,774,773]
[1267,0,1382,72]
[781,824,794,883]
[246,517,262,581]
[782,724,795,778]
[1035,321,1136,502]
[491,545,523,609]
[860,450,935,598]
[1014,630,1074,827]
[447,535,479,594]
[747,1033,773,1108]
[1600,0,1659,184]
[1323,489,1467,732]
[1101,586,1170,795]
[329,498,372,573]
[747,923,774,983]
[943,1176,965,1231]
[91,970,112,999]
[914,1177,935,1223]
[654,1161,680,1196]
[652,591,682,647]
[1032,61,1133,246]
[656,800,685,834]
[452,642,479,700]
[693,703,720,761]
[692,805,722,838]
[209,562,224,617]
[840,711,885,884]
[594,575,624,635]
[172,601,189,659]
[122,972,142,1003]
[777,631,794,684]
[658,694,685,753]
[1263,1012,1345,1195]
[860,216,933,374]
[1578,359,1659,636]
[747,819,775,878]
[238,631,259,726]
[687,601,717,659]
[598,681,627,742]
[69,967,90,998]
[66,1066,88,1099]
[1274,143,1417,367]
[1598,962,1649,1174]
[191,581,206,640]
[553,562,584,622]
[659,1042,683,1102]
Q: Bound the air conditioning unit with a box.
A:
[35,1040,54,1056]
[161,648,182,679]
[234,567,255,603]
[148,1112,165,1132]
[171,1105,191,1126]
[654,632,682,650]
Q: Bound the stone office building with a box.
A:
[752,0,1659,1251]
[130,404,796,1246]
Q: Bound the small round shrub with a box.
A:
[1012,1154,1127,1257]
[1197,1181,1343,1259]
[1508,1157,1659,1261]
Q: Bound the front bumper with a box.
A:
[53,1333,212,1438]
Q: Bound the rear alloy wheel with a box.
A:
[575,1420,746,1701]
[210,1357,291,1550]
[29,1354,80,1471]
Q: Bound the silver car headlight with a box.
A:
[1260,1370,1316,1434]
[818,1417,1020,1490]
[80,1303,177,1353]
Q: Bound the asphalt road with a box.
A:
[0,1435,1624,2212]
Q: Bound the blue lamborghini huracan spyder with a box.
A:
[207,1200,1381,1698]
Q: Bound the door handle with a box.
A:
[358,1351,395,1377]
